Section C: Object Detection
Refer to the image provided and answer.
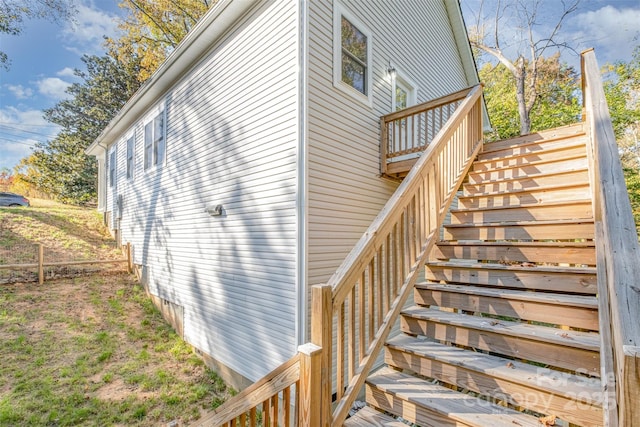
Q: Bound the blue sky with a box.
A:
[0,0,639,172]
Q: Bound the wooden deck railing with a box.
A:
[581,48,640,427]
[315,84,484,426]
[194,343,322,426]
[381,86,475,176]
[198,84,483,426]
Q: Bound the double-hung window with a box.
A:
[126,134,134,179]
[144,107,166,171]
[333,3,372,104]
[109,149,116,188]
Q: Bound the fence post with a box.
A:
[311,284,333,426]
[298,343,322,427]
[126,242,132,274]
[38,243,44,285]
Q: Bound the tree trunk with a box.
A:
[514,59,531,135]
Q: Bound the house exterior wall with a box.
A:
[105,0,300,384]
[306,0,471,296]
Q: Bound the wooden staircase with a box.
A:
[347,123,605,426]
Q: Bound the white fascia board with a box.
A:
[86,0,256,157]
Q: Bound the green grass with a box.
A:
[0,273,232,426]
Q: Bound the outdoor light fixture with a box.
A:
[387,61,396,78]
[205,204,223,216]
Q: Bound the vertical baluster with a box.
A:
[336,302,344,400]
[410,114,415,151]
[391,223,398,297]
[378,246,386,319]
[368,260,374,344]
[429,168,437,234]
[283,386,291,427]
[240,413,247,427]
[231,418,237,427]
[385,233,392,309]
[373,256,381,329]
[348,287,356,380]
[358,272,365,362]
[250,407,257,427]
[272,395,279,426]
[400,212,407,282]
[263,399,270,427]
[409,197,416,264]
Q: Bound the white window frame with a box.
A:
[109,147,116,188]
[333,2,373,106]
[125,131,135,180]
[143,102,167,172]
[391,68,418,112]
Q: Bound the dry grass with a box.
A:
[0,200,233,425]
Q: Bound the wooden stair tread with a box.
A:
[444,218,594,228]
[343,406,405,426]
[464,167,589,188]
[478,135,588,162]
[460,181,590,198]
[432,240,596,265]
[473,145,587,172]
[467,158,588,184]
[401,306,600,351]
[416,282,598,308]
[481,123,585,153]
[426,260,596,275]
[450,198,593,213]
[366,367,541,427]
[436,240,595,248]
[386,335,603,406]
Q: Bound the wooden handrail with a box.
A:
[195,353,302,426]
[381,86,475,175]
[581,48,640,427]
[323,84,484,425]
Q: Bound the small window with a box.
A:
[126,135,134,179]
[109,149,116,188]
[333,3,372,104]
[341,17,367,94]
[144,108,165,171]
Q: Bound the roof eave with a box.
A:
[86,0,255,157]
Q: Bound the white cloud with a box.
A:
[6,85,34,99]
[63,3,120,54]
[0,107,60,170]
[37,77,71,100]
[57,67,77,78]
[568,5,640,64]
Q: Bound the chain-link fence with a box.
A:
[0,242,131,285]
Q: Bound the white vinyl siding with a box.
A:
[306,0,470,302]
[111,0,299,382]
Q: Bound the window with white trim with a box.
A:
[109,149,116,188]
[144,107,166,171]
[333,3,372,104]
[126,134,134,179]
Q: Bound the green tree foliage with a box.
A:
[602,46,640,237]
[19,52,142,204]
[468,0,578,135]
[109,0,214,82]
[480,53,581,141]
[0,0,75,69]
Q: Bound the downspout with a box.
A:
[296,0,309,346]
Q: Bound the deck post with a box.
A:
[298,343,322,427]
[126,242,132,274]
[311,284,333,426]
[38,243,44,285]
